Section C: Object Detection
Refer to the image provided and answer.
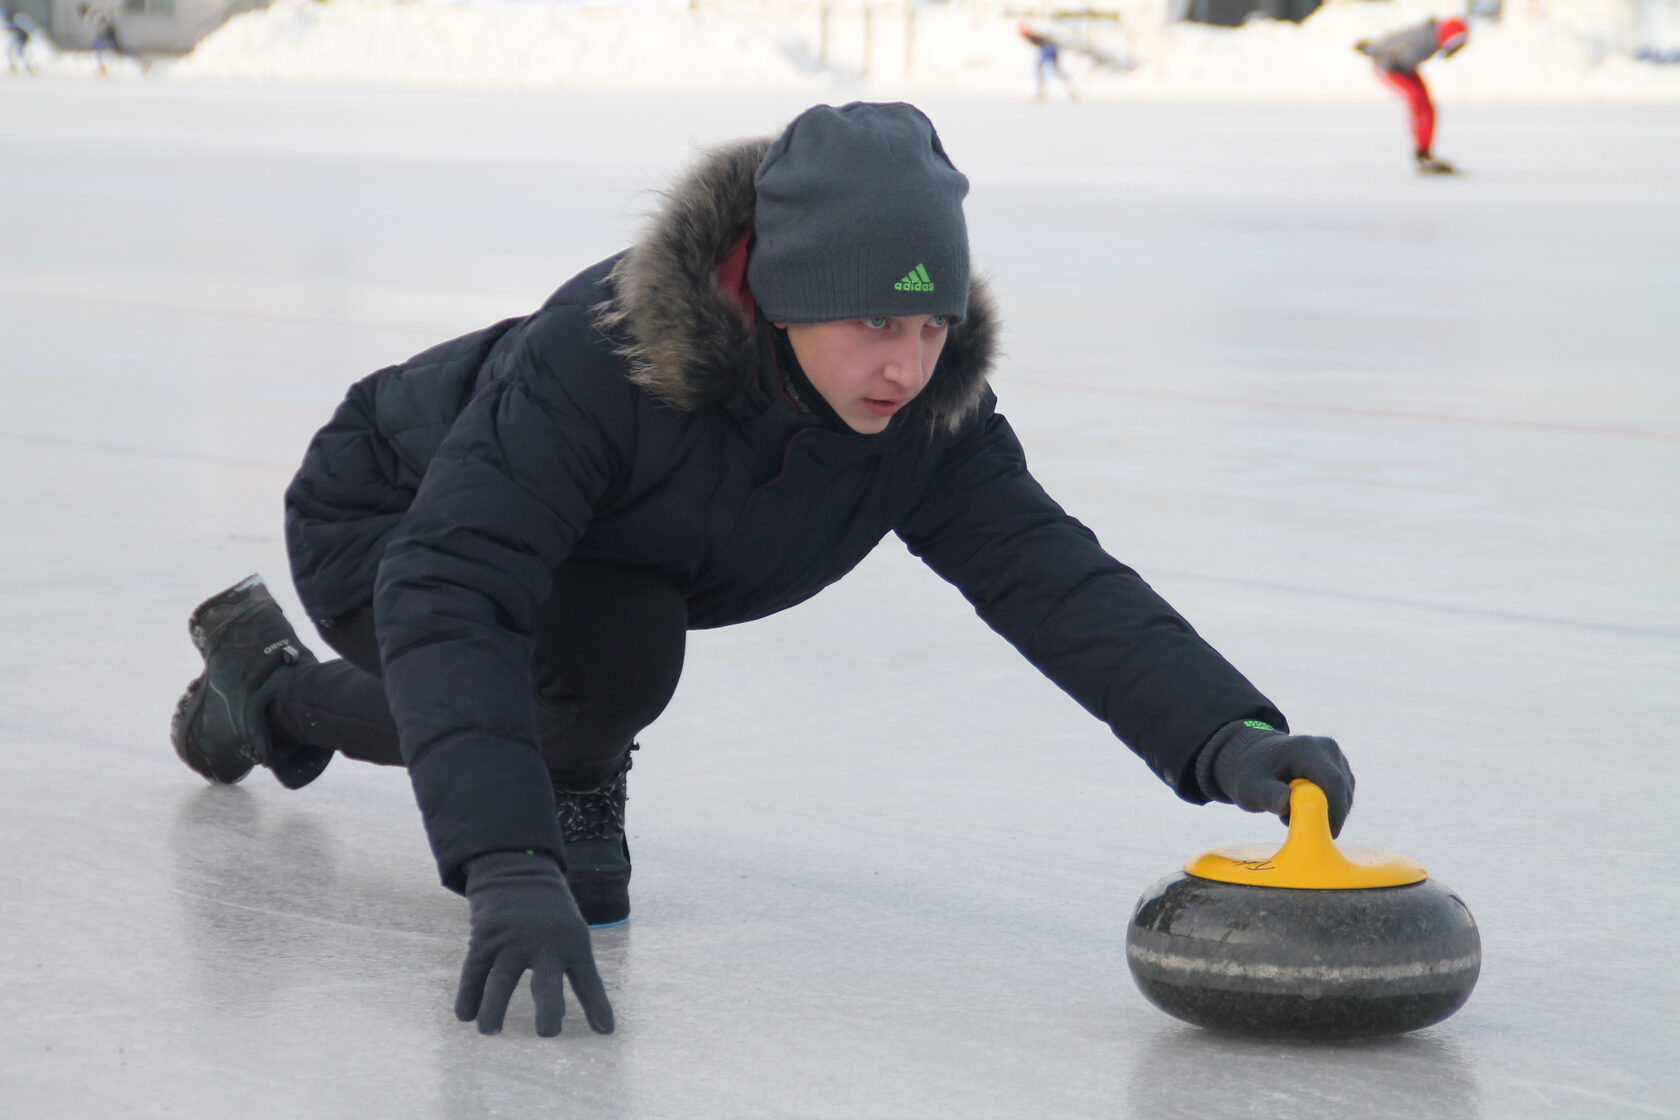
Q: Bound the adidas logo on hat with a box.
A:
[894,264,935,292]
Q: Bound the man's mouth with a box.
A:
[863,398,905,418]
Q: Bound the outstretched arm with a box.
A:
[895,390,1285,801]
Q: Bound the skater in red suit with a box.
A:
[1357,16,1470,175]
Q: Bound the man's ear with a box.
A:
[772,322,788,330]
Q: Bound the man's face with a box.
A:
[778,314,951,435]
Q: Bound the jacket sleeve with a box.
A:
[895,391,1285,802]
[372,327,628,892]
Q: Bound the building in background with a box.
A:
[18,0,268,52]
[1174,0,1321,27]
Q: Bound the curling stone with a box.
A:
[1126,780,1480,1040]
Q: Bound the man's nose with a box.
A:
[882,336,932,393]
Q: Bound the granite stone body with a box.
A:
[1126,872,1481,1040]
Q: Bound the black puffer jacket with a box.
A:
[285,136,1284,891]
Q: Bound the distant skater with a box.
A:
[1357,16,1469,175]
[3,7,36,75]
[1017,20,1077,101]
[79,3,147,75]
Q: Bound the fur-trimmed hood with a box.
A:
[593,136,999,435]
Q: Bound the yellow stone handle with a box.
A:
[1183,779,1427,890]
[1272,779,1356,875]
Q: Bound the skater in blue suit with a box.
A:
[3,7,36,74]
[79,3,147,75]
[1018,20,1078,100]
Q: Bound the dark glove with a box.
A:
[1194,720,1355,837]
[456,850,614,1037]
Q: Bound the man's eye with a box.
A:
[863,317,889,329]
[928,315,950,329]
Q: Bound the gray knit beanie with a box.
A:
[748,102,970,324]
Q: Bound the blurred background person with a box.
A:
[1356,15,1470,175]
[3,5,36,75]
[79,2,148,75]
[1017,20,1077,101]
[1630,0,1680,62]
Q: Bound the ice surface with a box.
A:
[1,83,1677,1120]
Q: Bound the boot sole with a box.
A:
[177,577,259,784]
[170,674,254,785]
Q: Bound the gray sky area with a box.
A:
[2,84,1676,1119]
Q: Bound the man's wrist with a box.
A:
[1194,718,1279,802]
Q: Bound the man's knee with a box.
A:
[532,561,687,724]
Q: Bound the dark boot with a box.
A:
[170,575,331,789]
[554,746,636,928]
[1416,153,1460,175]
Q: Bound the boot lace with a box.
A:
[554,746,635,843]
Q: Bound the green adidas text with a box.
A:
[894,264,934,292]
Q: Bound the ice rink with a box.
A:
[2,81,1677,1119]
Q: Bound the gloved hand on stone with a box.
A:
[1194,720,1355,838]
[456,850,614,1037]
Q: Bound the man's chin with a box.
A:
[842,414,892,435]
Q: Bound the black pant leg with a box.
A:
[269,561,688,786]
[532,561,688,789]
[268,607,401,765]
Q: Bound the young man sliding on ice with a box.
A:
[172,101,1355,1038]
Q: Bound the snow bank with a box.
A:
[24,0,1680,101]
[167,0,836,91]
